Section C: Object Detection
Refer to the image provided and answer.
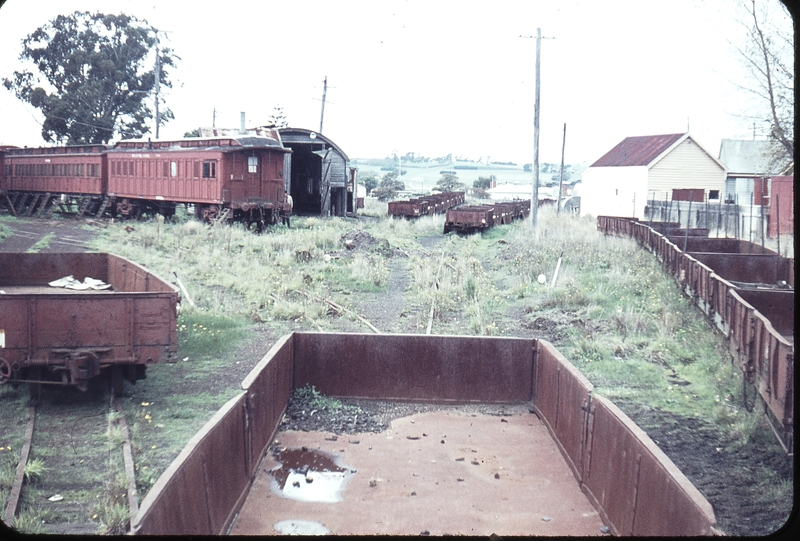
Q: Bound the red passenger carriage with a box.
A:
[0,145,109,217]
[108,132,291,228]
[0,131,292,229]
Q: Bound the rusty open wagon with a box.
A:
[0,252,179,394]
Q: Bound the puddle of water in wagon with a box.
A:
[268,447,356,503]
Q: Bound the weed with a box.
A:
[0,452,17,488]
[23,458,46,483]
[106,424,126,450]
[93,501,130,535]
[0,221,11,242]
[292,385,346,412]
[24,232,54,253]
[9,509,48,534]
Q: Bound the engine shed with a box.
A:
[277,127,357,217]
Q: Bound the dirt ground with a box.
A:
[0,216,794,537]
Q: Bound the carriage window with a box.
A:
[202,160,216,178]
[248,156,258,173]
[171,161,178,177]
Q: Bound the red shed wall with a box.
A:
[769,176,793,238]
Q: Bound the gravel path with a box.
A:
[0,218,98,253]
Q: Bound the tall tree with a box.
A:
[2,11,177,144]
[372,172,405,202]
[435,173,465,193]
[268,105,288,128]
[731,0,794,169]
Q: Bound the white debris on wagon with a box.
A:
[48,275,111,290]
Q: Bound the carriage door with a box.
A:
[245,153,261,201]
[314,149,332,216]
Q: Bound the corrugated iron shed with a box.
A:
[591,133,685,167]
[718,139,777,175]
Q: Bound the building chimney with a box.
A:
[240,112,246,134]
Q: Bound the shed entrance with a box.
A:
[279,128,356,218]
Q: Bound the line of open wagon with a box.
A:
[597,215,794,453]
[387,191,465,218]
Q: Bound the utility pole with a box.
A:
[556,123,566,215]
[520,28,553,228]
[319,76,328,133]
[531,28,541,227]
[154,41,161,138]
[152,29,171,138]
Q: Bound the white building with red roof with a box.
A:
[579,133,726,219]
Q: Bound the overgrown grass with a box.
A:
[480,207,758,431]
[2,203,784,530]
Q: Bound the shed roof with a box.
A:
[591,133,686,167]
[277,127,349,162]
[718,139,776,175]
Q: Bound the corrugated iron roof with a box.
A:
[591,133,685,167]
[718,139,777,175]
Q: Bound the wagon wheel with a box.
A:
[0,357,11,384]
[201,205,220,223]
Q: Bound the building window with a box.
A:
[248,156,258,173]
[708,190,720,200]
[202,160,217,178]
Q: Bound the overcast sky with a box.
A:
[0,0,791,164]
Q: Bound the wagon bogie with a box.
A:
[0,253,179,393]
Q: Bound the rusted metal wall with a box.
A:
[0,253,179,387]
[735,289,794,335]
[0,252,108,285]
[667,237,779,255]
[131,392,249,536]
[728,291,794,436]
[131,331,721,536]
[292,332,535,403]
[241,334,294,473]
[599,216,794,449]
[691,253,791,284]
[583,395,717,536]
[107,254,178,294]
[533,340,593,482]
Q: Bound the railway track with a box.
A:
[2,387,138,535]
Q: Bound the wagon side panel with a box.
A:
[0,297,30,367]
